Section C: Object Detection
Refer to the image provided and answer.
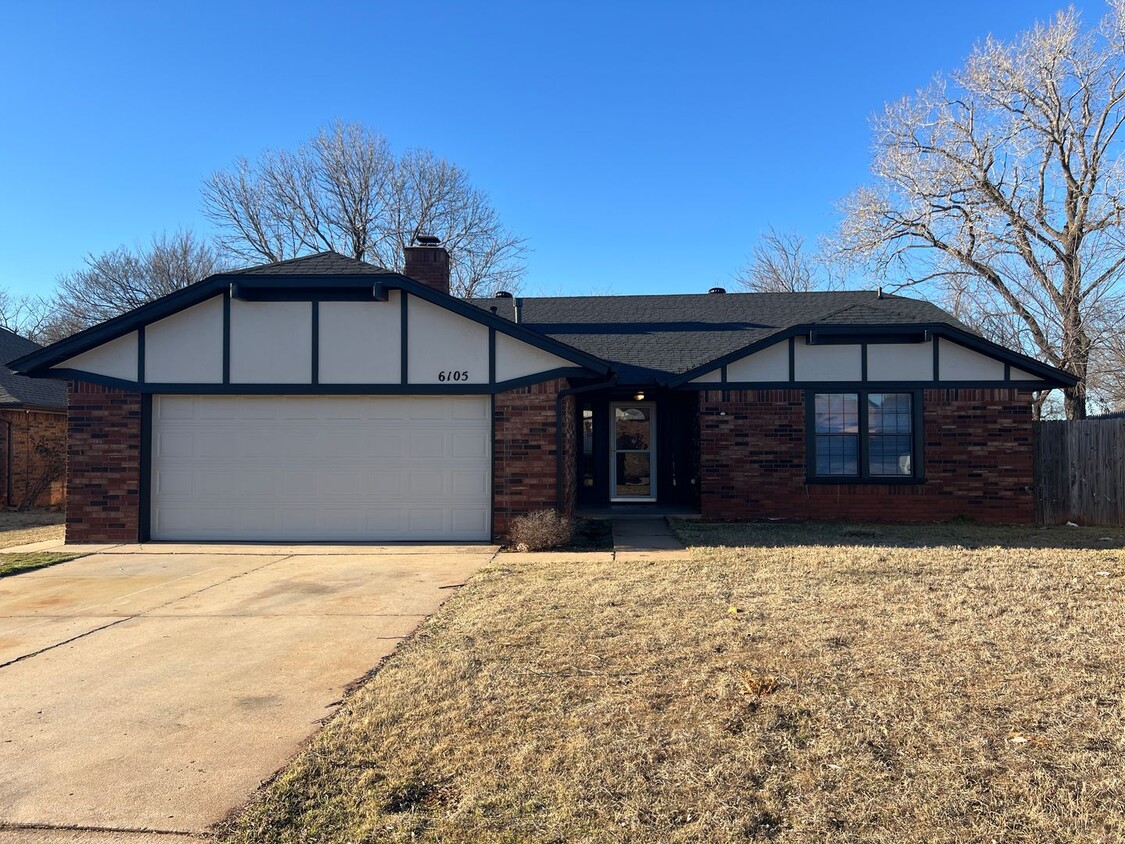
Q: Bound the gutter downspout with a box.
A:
[555,376,618,514]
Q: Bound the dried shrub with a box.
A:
[508,509,574,551]
[18,433,66,512]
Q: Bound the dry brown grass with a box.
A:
[221,522,1125,843]
[0,510,64,550]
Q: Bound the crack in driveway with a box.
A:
[0,554,297,671]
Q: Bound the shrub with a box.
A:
[508,509,574,551]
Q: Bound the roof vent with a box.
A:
[708,287,726,294]
[415,234,441,246]
[495,290,514,298]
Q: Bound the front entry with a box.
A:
[576,391,698,510]
[610,402,656,502]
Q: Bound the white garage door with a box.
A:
[150,395,491,541]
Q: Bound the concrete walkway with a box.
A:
[0,544,496,841]
[611,517,688,562]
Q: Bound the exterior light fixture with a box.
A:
[634,391,646,401]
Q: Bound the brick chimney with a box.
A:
[403,234,450,295]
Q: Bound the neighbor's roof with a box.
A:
[0,328,67,408]
[471,291,974,383]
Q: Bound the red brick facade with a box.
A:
[699,388,1034,523]
[0,408,67,509]
[57,380,1035,544]
[492,378,574,538]
[66,382,142,543]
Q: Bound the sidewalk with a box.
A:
[611,517,688,562]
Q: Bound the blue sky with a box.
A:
[0,0,1096,298]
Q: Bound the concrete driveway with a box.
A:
[0,543,497,842]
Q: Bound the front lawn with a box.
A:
[0,551,86,578]
[221,522,1125,843]
[0,509,64,549]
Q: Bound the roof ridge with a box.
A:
[225,250,370,275]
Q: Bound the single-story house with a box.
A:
[0,328,67,509]
[8,241,1075,543]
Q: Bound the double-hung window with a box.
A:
[810,392,920,481]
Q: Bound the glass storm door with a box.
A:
[610,403,656,502]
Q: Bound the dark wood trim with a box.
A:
[222,289,231,385]
[42,365,591,396]
[139,393,153,542]
[490,393,497,540]
[678,379,1051,391]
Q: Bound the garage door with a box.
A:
[150,395,491,541]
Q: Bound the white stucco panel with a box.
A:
[144,295,224,383]
[494,332,572,382]
[938,338,1005,381]
[1010,367,1040,381]
[229,300,312,384]
[726,340,790,382]
[406,295,489,384]
[54,331,138,382]
[866,341,933,382]
[689,369,722,384]
[794,337,861,381]
[318,295,402,384]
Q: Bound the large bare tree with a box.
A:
[0,290,58,344]
[202,121,527,298]
[834,3,1125,419]
[50,230,225,339]
[735,227,841,292]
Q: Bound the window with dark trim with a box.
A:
[809,391,922,482]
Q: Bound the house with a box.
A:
[0,328,67,509]
[7,242,1075,543]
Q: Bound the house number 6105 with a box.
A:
[438,370,470,382]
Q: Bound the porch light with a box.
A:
[634,391,645,401]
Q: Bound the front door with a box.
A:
[610,402,656,502]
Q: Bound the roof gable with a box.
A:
[8,253,608,388]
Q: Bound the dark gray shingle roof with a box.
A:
[224,251,395,277]
[471,290,970,383]
[0,329,66,408]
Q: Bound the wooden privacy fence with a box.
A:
[1034,417,1125,526]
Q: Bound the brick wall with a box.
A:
[699,388,1034,524]
[0,408,67,509]
[67,382,142,543]
[493,378,571,539]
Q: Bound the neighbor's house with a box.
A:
[0,328,67,509]
[7,242,1075,543]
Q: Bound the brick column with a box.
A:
[66,383,142,543]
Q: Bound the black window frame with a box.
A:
[805,389,925,484]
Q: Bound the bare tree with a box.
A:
[202,121,527,297]
[833,4,1125,419]
[734,227,840,292]
[50,230,225,338]
[0,290,58,343]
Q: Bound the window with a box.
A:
[810,392,920,481]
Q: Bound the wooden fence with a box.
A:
[1034,417,1125,526]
